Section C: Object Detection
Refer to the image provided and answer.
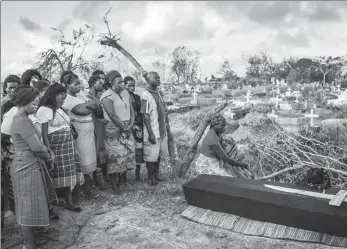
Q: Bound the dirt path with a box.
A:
[1,179,340,249]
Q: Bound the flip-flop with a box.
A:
[49,214,60,222]
[65,205,82,213]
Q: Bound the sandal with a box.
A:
[49,214,60,222]
[65,204,82,213]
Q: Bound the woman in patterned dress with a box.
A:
[61,71,102,198]
[100,71,135,194]
[36,83,84,212]
[10,87,57,249]
[195,114,249,176]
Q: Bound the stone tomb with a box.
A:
[182,175,347,238]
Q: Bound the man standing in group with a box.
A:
[140,71,166,186]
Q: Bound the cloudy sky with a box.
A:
[1,1,347,81]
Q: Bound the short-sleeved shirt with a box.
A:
[140,89,166,141]
[200,129,222,158]
[36,106,70,134]
[11,115,46,153]
[1,107,41,136]
[63,94,92,122]
[100,89,131,122]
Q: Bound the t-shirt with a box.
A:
[200,129,222,158]
[36,106,70,134]
[100,89,131,122]
[140,89,166,140]
[1,107,41,136]
[63,94,92,122]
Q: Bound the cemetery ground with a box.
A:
[2,84,347,249]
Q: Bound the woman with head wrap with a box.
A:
[195,114,248,176]
[10,87,58,249]
[100,70,135,194]
[60,71,102,198]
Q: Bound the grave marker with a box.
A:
[191,90,198,106]
[267,110,278,119]
[274,95,281,110]
[224,108,235,120]
[304,109,319,127]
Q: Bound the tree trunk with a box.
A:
[100,38,146,74]
[164,113,179,167]
[177,102,228,177]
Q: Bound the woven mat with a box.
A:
[182,205,347,247]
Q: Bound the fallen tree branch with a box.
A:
[258,165,303,180]
[177,102,228,177]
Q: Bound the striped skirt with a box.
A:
[104,121,135,174]
[11,151,57,226]
[48,128,84,188]
[72,121,97,175]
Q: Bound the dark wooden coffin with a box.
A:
[182,174,347,238]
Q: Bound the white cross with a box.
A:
[275,95,281,110]
[245,91,252,103]
[304,109,319,127]
[267,110,278,119]
[224,108,235,119]
[192,90,198,101]
[337,84,341,92]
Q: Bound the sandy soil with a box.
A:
[1,177,340,249]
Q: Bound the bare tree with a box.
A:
[34,25,112,82]
[152,59,169,83]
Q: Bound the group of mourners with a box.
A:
[1,68,168,249]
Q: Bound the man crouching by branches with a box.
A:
[141,72,167,186]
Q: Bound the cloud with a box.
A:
[247,2,298,24]
[19,17,42,32]
[72,1,111,22]
[276,31,310,48]
[303,2,342,22]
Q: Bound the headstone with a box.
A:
[224,108,235,120]
[337,84,341,92]
[223,84,228,90]
[267,110,278,119]
[244,91,252,105]
[276,87,280,95]
[304,109,319,127]
[286,87,292,97]
[275,95,281,110]
[280,102,292,110]
[191,90,198,106]
[276,79,280,85]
